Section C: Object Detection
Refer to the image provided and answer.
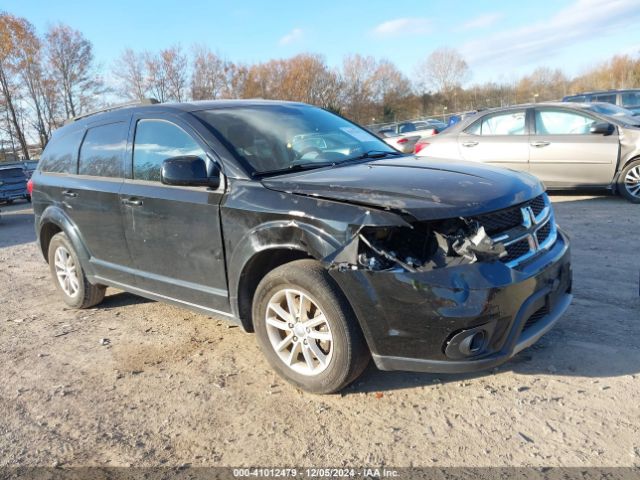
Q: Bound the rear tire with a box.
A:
[48,232,106,309]
[618,159,640,203]
[252,259,369,394]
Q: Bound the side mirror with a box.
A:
[589,122,615,135]
[161,156,220,189]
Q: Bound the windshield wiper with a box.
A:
[255,151,403,177]
[255,161,338,177]
[345,150,404,162]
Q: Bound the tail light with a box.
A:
[27,178,33,195]
[397,137,409,144]
[414,140,430,154]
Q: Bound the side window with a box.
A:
[39,129,84,174]
[621,92,640,106]
[133,119,206,182]
[593,94,616,104]
[469,111,526,136]
[535,110,597,135]
[465,120,481,135]
[565,96,586,103]
[78,122,127,178]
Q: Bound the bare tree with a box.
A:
[416,47,470,102]
[0,12,31,158]
[191,46,228,100]
[340,54,378,123]
[46,23,101,118]
[371,60,413,121]
[162,46,188,101]
[113,48,147,101]
[144,46,188,102]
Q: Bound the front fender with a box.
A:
[226,219,340,312]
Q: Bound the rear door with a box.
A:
[457,109,530,172]
[529,107,619,187]
[64,120,134,284]
[119,113,229,313]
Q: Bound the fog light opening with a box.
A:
[445,324,495,360]
[458,330,487,357]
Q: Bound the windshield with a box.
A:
[194,104,397,175]
[587,103,635,116]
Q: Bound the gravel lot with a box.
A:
[1,194,639,468]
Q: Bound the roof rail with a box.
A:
[64,98,160,125]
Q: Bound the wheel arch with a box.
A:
[38,206,92,270]
[227,220,341,332]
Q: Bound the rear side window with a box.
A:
[39,129,84,174]
[535,109,596,135]
[133,119,205,182]
[621,92,640,107]
[593,93,616,104]
[466,111,526,136]
[78,122,127,178]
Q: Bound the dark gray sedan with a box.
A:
[416,102,640,202]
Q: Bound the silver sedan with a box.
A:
[415,102,640,202]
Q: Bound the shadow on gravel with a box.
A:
[101,291,154,309]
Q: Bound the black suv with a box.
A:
[32,100,572,393]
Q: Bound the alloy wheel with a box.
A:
[265,288,333,376]
[624,165,640,198]
[54,246,80,297]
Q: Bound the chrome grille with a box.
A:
[503,238,531,263]
[472,193,558,268]
[472,194,546,234]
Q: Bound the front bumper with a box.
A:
[331,229,572,374]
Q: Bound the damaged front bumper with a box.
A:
[330,229,572,374]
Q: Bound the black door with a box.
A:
[119,114,230,313]
[62,119,134,285]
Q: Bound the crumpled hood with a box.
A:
[262,157,544,220]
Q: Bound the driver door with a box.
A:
[119,113,230,313]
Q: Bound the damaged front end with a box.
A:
[325,218,506,273]
[323,192,572,373]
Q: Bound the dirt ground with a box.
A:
[0,193,639,468]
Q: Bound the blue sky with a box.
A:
[4,0,640,84]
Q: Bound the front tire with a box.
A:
[48,232,106,309]
[618,159,640,203]
[252,260,369,394]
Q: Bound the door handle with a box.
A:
[62,190,78,198]
[121,198,143,206]
[530,141,551,148]
[462,141,479,147]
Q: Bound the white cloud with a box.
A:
[461,0,640,67]
[278,28,303,46]
[372,18,430,37]
[459,12,503,31]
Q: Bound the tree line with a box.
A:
[2,11,640,160]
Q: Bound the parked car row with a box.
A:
[415,102,640,202]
